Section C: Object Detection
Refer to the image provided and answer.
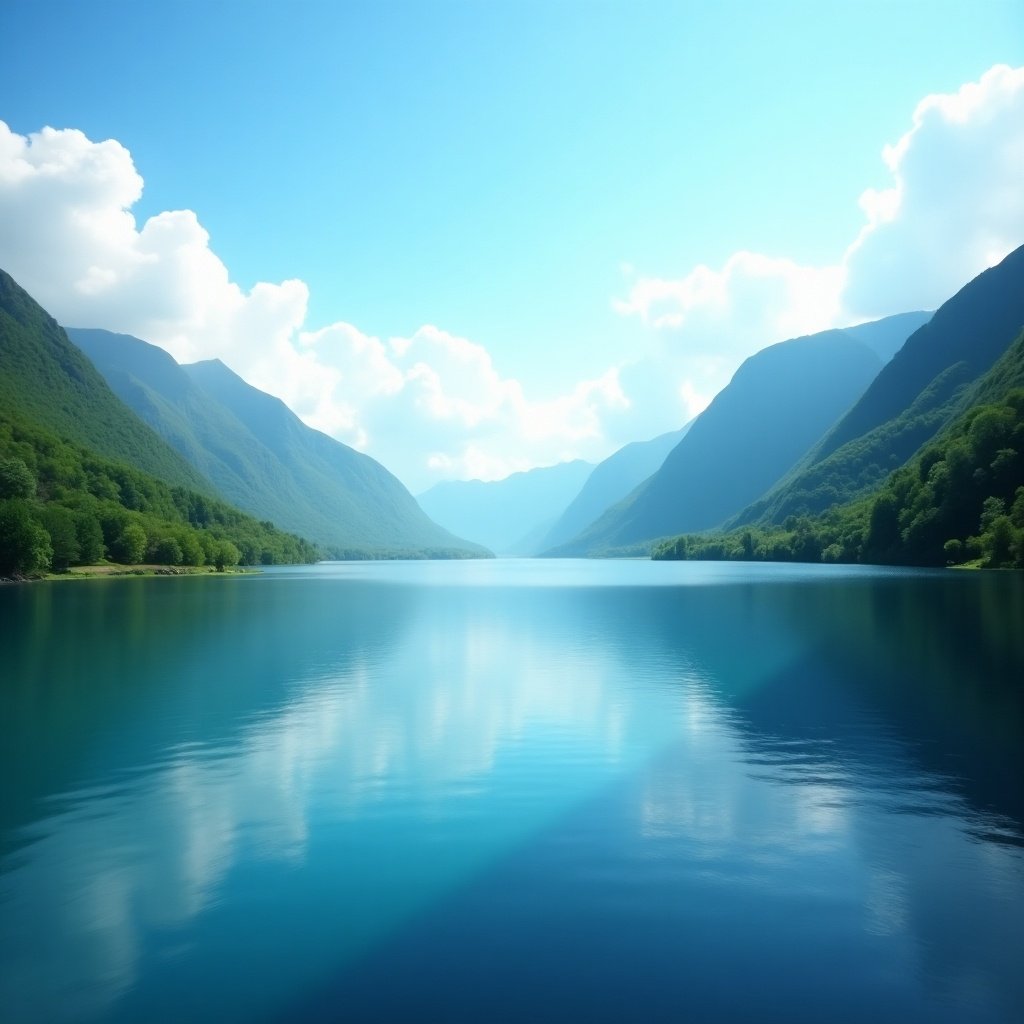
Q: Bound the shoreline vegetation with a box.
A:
[0,414,321,579]
[2,267,1022,578]
[1,562,260,584]
[651,386,1024,571]
[0,551,1005,587]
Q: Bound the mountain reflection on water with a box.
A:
[0,561,1021,1024]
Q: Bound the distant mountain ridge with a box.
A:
[69,328,489,558]
[653,323,1024,570]
[537,425,691,552]
[734,244,1024,527]
[837,311,933,363]
[417,460,595,554]
[548,312,930,555]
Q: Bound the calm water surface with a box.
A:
[1,560,1022,1023]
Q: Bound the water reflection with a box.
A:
[0,563,1022,1023]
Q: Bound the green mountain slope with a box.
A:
[0,272,318,575]
[735,245,1024,526]
[417,460,595,554]
[68,328,283,516]
[537,425,691,552]
[551,314,925,555]
[0,270,212,493]
[0,414,319,575]
[654,328,1024,570]
[182,355,488,557]
[66,327,487,557]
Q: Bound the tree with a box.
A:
[740,530,755,560]
[213,539,241,572]
[967,406,1014,467]
[822,543,843,563]
[149,536,183,565]
[0,499,52,576]
[863,494,899,563]
[980,515,1016,568]
[176,530,205,566]
[74,512,105,564]
[39,505,80,570]
[1011,487,1024,528]
[0,457,35,499]
[111,522,147,564]
[979,495,1006,532]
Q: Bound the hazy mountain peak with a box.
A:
[547,316,923,554]
[417,459,595,554]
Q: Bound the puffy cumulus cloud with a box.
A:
[5,62,1021,493]
[842,63,1024,318]
[0,120,634,491]
[0,121,309,368]
[283,323,630,490]
[614,64,1024,419]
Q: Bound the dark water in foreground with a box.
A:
[1,560,1022,1023]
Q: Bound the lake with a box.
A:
[1,559,1022,1023]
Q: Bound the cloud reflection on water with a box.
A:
[0,563,1022,1022]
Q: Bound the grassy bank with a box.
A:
[39,563,260,582]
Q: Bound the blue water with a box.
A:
[1,560,1022,1022]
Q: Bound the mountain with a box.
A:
[549,312,929,555]
[417,460,595,555]
[836,310,933,362]
[0,270,211,493]
[0,270,318,575]
[653,325,1024,570]
[734,245,1024,527]
[69,328,489,558]
[537,426,691,552]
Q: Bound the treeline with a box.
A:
[0,414,319,577]
[653,389,1024,570]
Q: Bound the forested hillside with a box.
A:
[0,270,212,493]
[0,414,318,577]
[654,330,1024,570]
[71,329,488,558]
[0,270,320,576]
[735,244,1024,526]
[548,315,925,555]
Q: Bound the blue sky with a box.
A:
[1,1,1022,489]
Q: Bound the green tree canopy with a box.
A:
[0,499,52,576]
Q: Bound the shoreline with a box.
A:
[2,564,260,584]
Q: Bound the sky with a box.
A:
[0,0,1023,492]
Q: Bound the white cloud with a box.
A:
[614,64,1024,413]
[613,252,842,337]
[612,252,844,422]
[285,323,630,488]
[842,62,1024,318]
[1,64,1021,491]
[0,121,631,490]
[0,121,312,379]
